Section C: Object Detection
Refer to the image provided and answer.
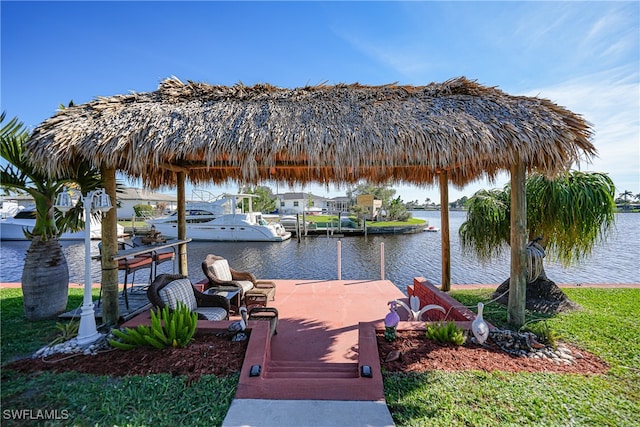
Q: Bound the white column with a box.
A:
[76,191,101,345]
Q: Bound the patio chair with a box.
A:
[201,254,256,298]
[201,254,277,305]
[132,236,176,280]
[98,241,154,309]
[147,273,229,321]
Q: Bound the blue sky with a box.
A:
[2,1,638,203]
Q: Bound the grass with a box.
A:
[2,287,639,426]
[304,215,426,228]
[1,288,238,426]
[384,288,640,426]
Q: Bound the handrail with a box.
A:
[110,238,191,261]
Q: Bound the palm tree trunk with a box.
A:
[21,237,69,320]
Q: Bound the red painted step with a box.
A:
[265,361,359,379]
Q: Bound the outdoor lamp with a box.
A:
[55,187,113,346]
[54,188,74,212]
[92,189,112,213]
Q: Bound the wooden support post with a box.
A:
[100,167,119,326]
[177,172,188,276]
[509,160,527,327]
[439,171,451,291]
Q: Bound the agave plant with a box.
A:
[0,112,103,320]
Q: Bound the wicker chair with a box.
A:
[201,254,257,297]
[147,273,229,321]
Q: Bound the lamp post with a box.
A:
[55,188,112,345]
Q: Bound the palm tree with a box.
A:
[459,171,616,317]
[618,190,633,204]
[1,113,103,320]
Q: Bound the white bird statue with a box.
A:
[472,302,489,345]
[393,296,446,321]
[217,306,248,341]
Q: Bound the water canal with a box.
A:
[1,211,638,294]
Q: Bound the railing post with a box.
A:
[380,242,385,279]
[337,239,342,280]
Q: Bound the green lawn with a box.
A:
[384,288,640,426]
[2,287,638,426]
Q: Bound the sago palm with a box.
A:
[1,112,103,320]
[459,171,616,312]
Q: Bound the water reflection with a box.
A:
[1,212,638,293]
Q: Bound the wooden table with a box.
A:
[111,238,192,261]
[97,238,191,308]
[205,287,242,313]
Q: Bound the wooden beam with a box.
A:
[100,167,120,326]
[159,163,189,173]
[176,171,188,276]
[439,171,451,291]
[508,160,527,326]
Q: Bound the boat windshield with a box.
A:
[13,210,36,219]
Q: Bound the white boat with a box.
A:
[1,200,24,219]
[146,192,292,242]
[0,204,124,241]
[425,225,440,232]
[280,215,306,232]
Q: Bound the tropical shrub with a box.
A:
[521,321,561,349]
[48,320,79,346]
[110,302,198,350]
[425,321,466,346]
[133,204,154,218]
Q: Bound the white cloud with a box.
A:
[522,65,640,193]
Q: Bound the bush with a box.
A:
[48,320,79,346]
[521,320,561,349]
[425,321,466,346]
[110,302,198,350]
[133,204,154,218]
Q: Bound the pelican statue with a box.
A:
[217,306,248,341]
[471,302,489,345]
[384,300,401,341]
[393,296,446,321]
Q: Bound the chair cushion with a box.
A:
[158,278,197,311]
[237,280,254,293]
[194,307,228,321]
[209,259,233,281]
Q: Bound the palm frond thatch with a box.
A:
[24,77,595,189]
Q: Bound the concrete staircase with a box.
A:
[235,321,386,401]
[265,361,359,379]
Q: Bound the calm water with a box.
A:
[1,212,638,294]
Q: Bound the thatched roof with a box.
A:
[25,77,595,189]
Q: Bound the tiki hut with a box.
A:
[25,76,595,325]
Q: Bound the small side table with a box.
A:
[204,287,241,313]
[245,281,276,309]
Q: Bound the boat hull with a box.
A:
[0,218,124,241]
[149,222,292,242]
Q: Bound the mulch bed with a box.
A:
[4,332,248,382]
[4,330,609,381]
[377,330,609,375]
